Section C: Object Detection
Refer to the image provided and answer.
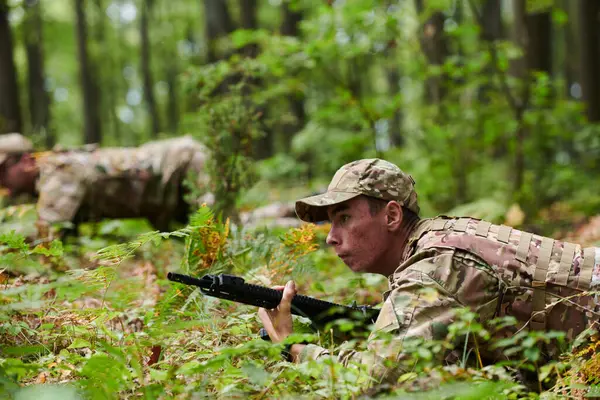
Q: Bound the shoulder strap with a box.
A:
[497,225,512,244]
[530,237,555,331]
[535,237,555,281]
[515,232,532,263]
[577,247,596,291]
[453,218,470,232]
[431,218,449,231]
[555,242,576,286]
[475,221,491,237]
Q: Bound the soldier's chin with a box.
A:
[341,257,366,273]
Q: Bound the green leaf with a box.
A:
[0,231,28,252]
[149,368,168,382]
[241,362,270,386]
[31,240,64,257]
[524,346,540,362]
[67,338,92,349]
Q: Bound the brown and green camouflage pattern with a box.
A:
[0,133,33,166]
[295,158,419,222]
[298,216,600,381]
[35,135,210,228]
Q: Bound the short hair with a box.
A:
[363,195,420,224]
[364,196,388,216]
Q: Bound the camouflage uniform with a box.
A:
[0,133,33,166]
[294,159,600,381]
[35,135,211,229]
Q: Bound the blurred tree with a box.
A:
[0,0,22,134]
[510,0,553,196]
[162,15,180,135]
[23,0,52,146]
[203,0,235,62]
[578,0,600,122]
[478,0,503,104]
[560,0,578,100]
[239,0,258,57]
[141,0,161,137]
[279,0,305,151]
[92,0,122,145]
[526,8,552,76]
[75,0,102,144]
[414,0,449,104]
[481,0,503,41]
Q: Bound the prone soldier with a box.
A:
[0,133,213,237]
[258,158,600,383]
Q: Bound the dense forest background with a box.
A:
[1,0,599,227]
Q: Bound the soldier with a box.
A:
[0,133,36,202]
[0,133,212,236]
[258,158,600,382]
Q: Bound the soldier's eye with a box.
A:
[340,215,350,223]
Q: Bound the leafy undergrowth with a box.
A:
[1,207,599,399]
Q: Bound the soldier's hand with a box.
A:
[258,280,297,343]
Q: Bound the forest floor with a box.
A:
[1,206,600,399]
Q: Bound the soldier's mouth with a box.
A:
[337,253,350,261]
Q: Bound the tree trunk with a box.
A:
[239,0,258,58]
[93,0,121,145]
[526,11,552,75]
[140,0,160,137]
[481,0,503,41]
[280,2,306,151]
[165,62,179,134]
[239,0,257,29]
[386,64,403,147]
[75,0,102,144]
[203,0,234,62]
[237,0,272,159]
[510,0,528,197]
[0,0,22,134]
[414,0,449,104]
[478,0,503,101]
[578,0,600,122]
[24,0,52,146]
[562,0,579,99]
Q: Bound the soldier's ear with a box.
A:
[385,201,403,231]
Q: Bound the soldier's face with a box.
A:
[325,196,392,275]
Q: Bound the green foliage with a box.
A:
[183,60,263,223]
[2,206,600,398]
[256,153,308,184]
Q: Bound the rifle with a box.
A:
[167,272,380,339]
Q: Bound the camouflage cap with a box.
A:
[0,133,33,166]
[295,158,419,222]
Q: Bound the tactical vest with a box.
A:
[406,216,598,335]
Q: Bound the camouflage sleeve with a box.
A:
[297,248,500,382]
[36,165,86,224]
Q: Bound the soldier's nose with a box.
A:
[326,228,339,246]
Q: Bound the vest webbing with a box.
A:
[431,219,448,231]
[475,221,491,237]
[578,247,595,291]
[497,225,512,244]
[555,242,576,286]
[515,232,532,263]
[530,237,554,330]
[430,218,595,331]
[453,218,470,232]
